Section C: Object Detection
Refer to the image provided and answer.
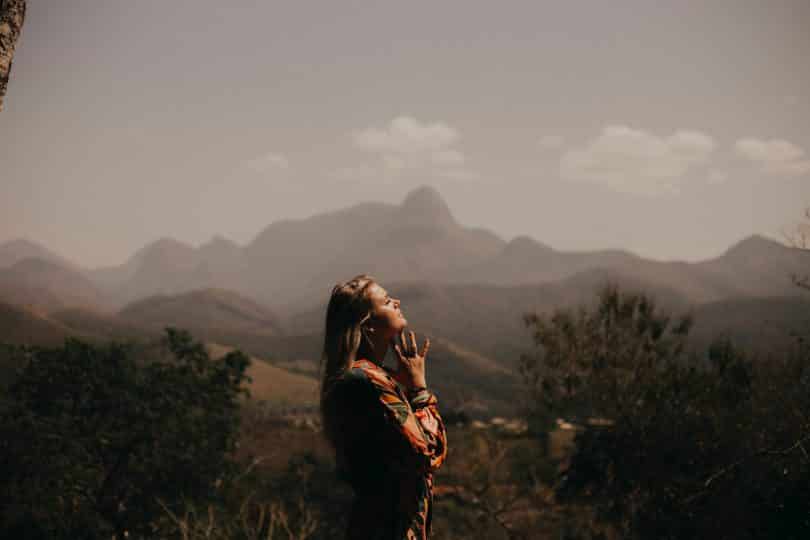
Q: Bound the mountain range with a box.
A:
[1,185,808,415]
[3,186,807,313]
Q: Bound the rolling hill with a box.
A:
[0,300,93,346]
[118,288,283,335]
[205,343,318,407]
[0,238,80,270]
[0,257,109,312]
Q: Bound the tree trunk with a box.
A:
[0,0,26,112]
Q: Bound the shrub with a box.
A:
[521,285,810,539]
[0,328,249,539]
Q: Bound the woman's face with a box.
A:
[365,282,407,339]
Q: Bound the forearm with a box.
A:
[409,389,447,472]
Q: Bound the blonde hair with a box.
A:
[319,274,376,445]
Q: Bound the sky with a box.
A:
[1,0,809,268]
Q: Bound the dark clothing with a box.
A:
[329,359,448,540]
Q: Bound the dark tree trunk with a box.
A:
[0,0,26,112]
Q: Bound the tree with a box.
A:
[0,328,250,539]
[521,285,810,539]
[519,284,692,444]
[783,206,810,291]
[0,0,26,111]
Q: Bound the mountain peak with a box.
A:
[724,234,786,257]
[0,238,78,270]
[504,235,553,254]
[2,237,39,250]
[127,237,197,267]
[398,185,456,229]
[201,234,240,250]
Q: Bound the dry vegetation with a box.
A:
[206,343,318,409]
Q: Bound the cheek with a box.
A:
[383,312,407,336]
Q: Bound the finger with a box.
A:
[400,329,408,354]
[420,337,430,358]
[409,331,417,355]
[393,343,404,362]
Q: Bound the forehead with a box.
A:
[366,283,389,301]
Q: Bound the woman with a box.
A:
[320,274,448,540]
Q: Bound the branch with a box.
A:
[703,433,810,489]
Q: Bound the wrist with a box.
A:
[407,385,432,408]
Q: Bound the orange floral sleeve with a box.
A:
[348,359,447,474]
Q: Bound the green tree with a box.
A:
[0,328,250,539]
[521,285,810,539]
[520,285,691,443]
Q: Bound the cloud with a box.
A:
[244,152,290,173]
[735,138,810,176]
[353,116,459,155]
[560,125,715,196]
[349,116,473,181]
[538,134,565,149]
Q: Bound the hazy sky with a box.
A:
[2,0,809,268]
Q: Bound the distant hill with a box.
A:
[0,302,318,408]
[205,343,318,407]
[0,301,92,346]
[0,257,109,312]
[49,307,152,341]
[87,236,253,306]
[72,186,808,311]
[242,185,505,307]
[0,238,80,270]
[696,235,810,298]
[118,288,283,336]
[688,296,810,356]
[456,235,641,285]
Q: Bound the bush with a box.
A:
[521,285,810,539]
[0,328,249,539]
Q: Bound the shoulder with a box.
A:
[345,359,398,391]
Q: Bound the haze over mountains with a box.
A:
[2,185,807,311]
[1,185,808,413]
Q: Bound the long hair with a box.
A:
[319,273,376,447]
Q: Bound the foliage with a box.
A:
[521,284,810,539]
[519,285,691,443]
[0,328,250,539]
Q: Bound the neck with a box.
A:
[357,332,389,366]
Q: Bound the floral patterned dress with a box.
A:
[328,358,448,540]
